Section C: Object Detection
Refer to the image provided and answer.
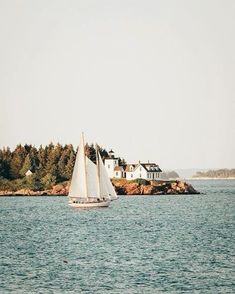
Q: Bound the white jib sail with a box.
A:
[86,156,99,198]
[69,135,87,199]
[98,152,118,200]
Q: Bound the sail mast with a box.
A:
[96,144,101,199]
[82,132,89,201]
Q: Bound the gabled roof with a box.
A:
[25,170,33,176]
[114,166,124,171]
[124,164,138,172]
[139,163,162,172]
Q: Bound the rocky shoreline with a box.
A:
[0,179,200,196]
[112,179,199,195]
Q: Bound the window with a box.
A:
[131,174,133,178]
[116,172,118,176]
[140,167,142,171]
[108,165,110,168]
[153,173,154,179]
[139,174,142,178]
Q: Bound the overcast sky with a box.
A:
[1,0,234,169]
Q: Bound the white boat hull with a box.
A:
[111,196,119,201]
[69,200,110,208]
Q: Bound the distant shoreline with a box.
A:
[185,177,235,180]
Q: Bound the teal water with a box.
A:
[0,180,234,293]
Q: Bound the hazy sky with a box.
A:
[1,0,235,169]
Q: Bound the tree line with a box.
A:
[193,169,235,178]
[0,143,110,191]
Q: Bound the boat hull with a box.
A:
[68,200,110,208]
[110,196,119,201]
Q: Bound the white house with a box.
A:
[104,150,162,180]
[125,162,162,180]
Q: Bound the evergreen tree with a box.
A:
[29,147,39,172]
[9,145,27,179]
[119,158,126,165]
[45,143,63,182]
[19,154,32,177]
[99,147,109,161]
[0,177,12,191]
[24,144,32,154]
[41,174,57,189]
[26,173,43,191]
[0,148,11,179]
[64,148,75,180]
[37,145,47,178]
[58,148,69,181]
[85,144,96,163]
[45,143,55,174]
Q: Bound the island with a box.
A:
[0,179,199,196]
[0,143,200,196]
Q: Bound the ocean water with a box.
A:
[0,180,234,293]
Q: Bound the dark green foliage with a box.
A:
[9,144,28,179]
[26,173,43,191]
[19,154,32,177]
[0,177,12,191]
[29,147,40,172]
[99,147,109,160]
[0,143,116,192]
[0,148,11,178]
[119,158,126,165]
[41,174,57,189]
[0,177,26,192]
[85,143,96,163]
[63,145,76,180]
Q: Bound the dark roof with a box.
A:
[140,163,162,172]
[105,157,119,160]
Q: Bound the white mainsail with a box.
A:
[69,134,87,199]
[98,152,118,200]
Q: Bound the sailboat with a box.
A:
[68,133,118,208]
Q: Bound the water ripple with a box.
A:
[0,180,235,293]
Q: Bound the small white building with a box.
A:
[25,170,33,177]
[104,150,162,180]
[113,166,125,178]
[104,150,120,178]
